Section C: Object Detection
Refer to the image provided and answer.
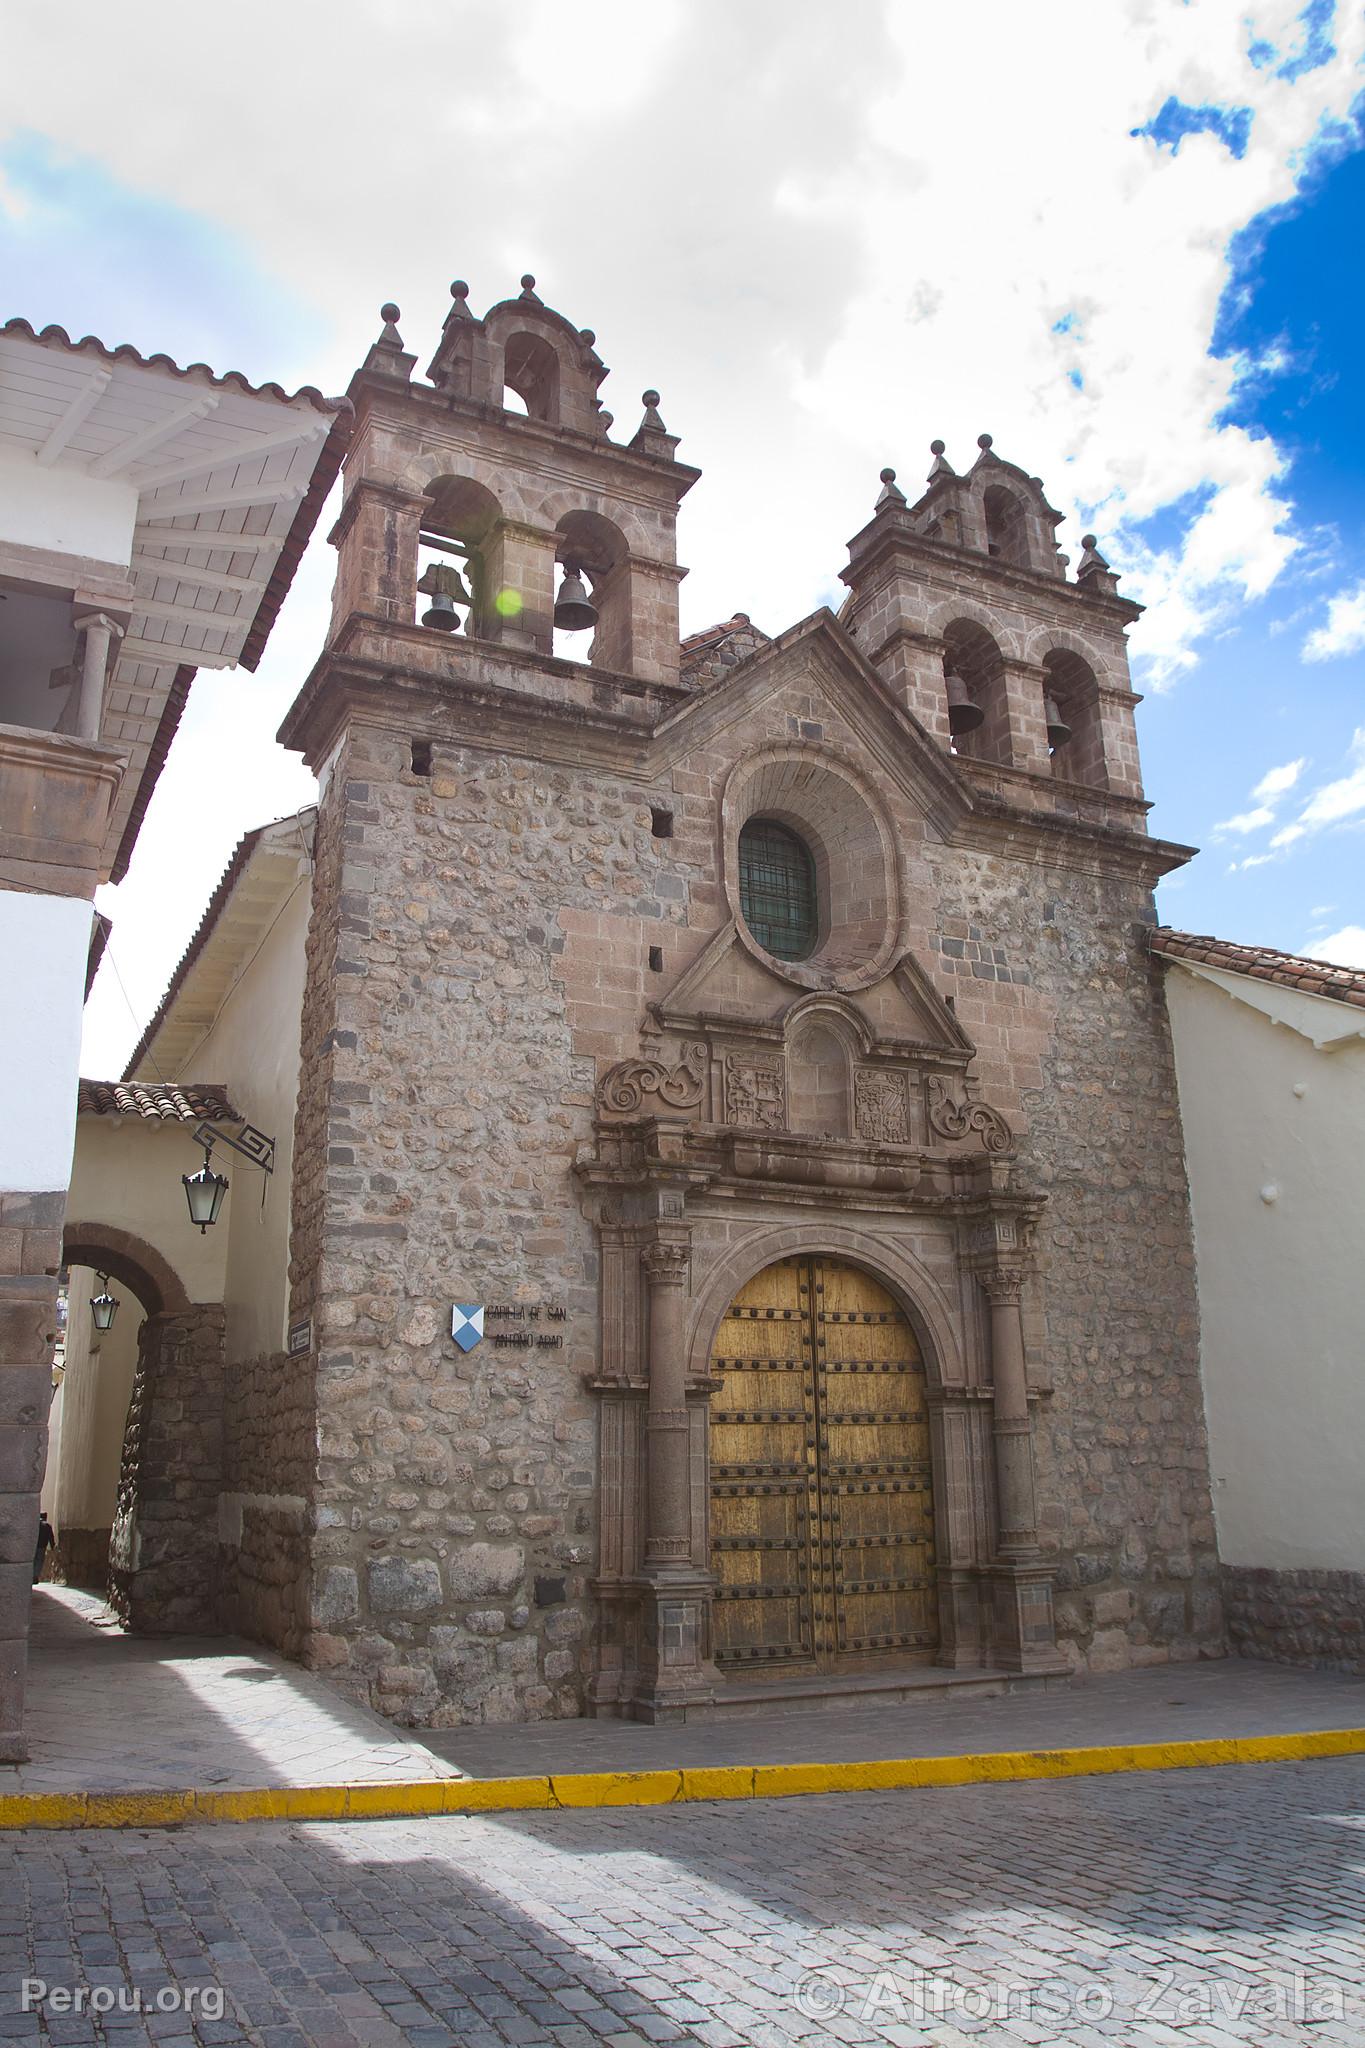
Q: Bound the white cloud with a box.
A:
[1296,729,1365,831]
[1303,581,1365,662]
[1270,822,1306,848]
[1251,757,1305,802]
[1226,852,1274,872]
[4,0,1355,1066]
[1216,804,1276,835]
[1213,754,1306,834]
[1302,926,1365,969]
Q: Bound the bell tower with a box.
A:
[309,276,697,707]
[277,279,701,1730]
[840,435,1146,831]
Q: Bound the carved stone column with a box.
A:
[642,1240,692,1572]
[982,1265,1038,1559]
[632,1236,715,1721]
[980,1262,1065,1675]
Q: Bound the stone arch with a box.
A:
[498,328,561,423]
[923,595,1027,659]
[420,472,504,637]
[939,616,1010,765]
[1021,622,1121,685]
[61,1221,189,1318]
[981,480,1032,567]
[686,1218,966,1393]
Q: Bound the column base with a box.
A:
[628,1569,718,1722]
[988,1559,1069,1675]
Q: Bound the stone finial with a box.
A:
[1075,532,1119,595]
[630,389,678,457]
[366,302,415,381]
[877,466,906,509]
[927,438,955,480]
[519,273,540,299]
[976,432,997,457]
[580,328,596,346]
[447,280,472,320]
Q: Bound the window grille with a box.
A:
[738,818,818,961]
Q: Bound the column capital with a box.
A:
[642,1240,690,1288]
[72,612,125,640]
[979,1264,1024,1306]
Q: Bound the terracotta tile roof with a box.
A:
[77,1080,241,1122]
[0,318,341,409]
[1151,929,1365,1009]
[681,612,764,653]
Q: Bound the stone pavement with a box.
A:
[6,1588,455,1795]
[422,1657,1365,1777]
[2,1757,1363,2045]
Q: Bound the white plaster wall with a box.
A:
[66,1120,226,1304]
[179,868,311,1361]
[43,1273,139,1533]
[1166,965,1365,1572]
[0,891,91,1193]
[0,450,136,566]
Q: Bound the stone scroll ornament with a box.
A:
[927,1075,1012,1153]
[598,1041,707,1117]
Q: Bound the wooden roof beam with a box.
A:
[135,412,328,490]
[89,395,219,479]
[36,368,112,465]
[141,480,306,521]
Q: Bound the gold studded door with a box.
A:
[708,1257,938,1670]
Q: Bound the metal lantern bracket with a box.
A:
[191,1120,275,1174]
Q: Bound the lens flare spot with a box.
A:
[494,587,523,619]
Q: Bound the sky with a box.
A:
[0,0,1361,1076]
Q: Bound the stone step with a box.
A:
[701,1662,1072,1722]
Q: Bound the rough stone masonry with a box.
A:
[267,278,1222,1725]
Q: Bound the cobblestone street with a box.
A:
[3,1758,1364,2047]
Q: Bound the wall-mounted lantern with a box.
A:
[182,1140,229,1234]
[89,1273,120,1331]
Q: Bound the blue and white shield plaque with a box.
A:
[451,1304,485,1353]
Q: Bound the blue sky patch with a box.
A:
[1133,96,1254,159]
[0,134,328,388]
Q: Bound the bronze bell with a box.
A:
[417,561,471,633]
[1044,694,1072,750]
[945,668,984,736]
[553,562,598,634]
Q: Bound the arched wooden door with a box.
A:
[708,1256,938,1670]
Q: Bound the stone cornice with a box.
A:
[346,373,702,505]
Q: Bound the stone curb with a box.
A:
[3,1727,1364,1830]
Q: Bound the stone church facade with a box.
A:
[267,278,1221,1725]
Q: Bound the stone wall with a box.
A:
[1223,1565,1364,1675]
[108,1304,226,1634]
[290,731,603,1725]
[920,854,1224,1670]
[287,637,1223,1723]
[219,1348,315,1654]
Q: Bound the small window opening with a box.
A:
[738,817,818,962]
[410,739,432,777]
[650,807,673,839]
[648,946,664,973]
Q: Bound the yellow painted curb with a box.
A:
[1,1726,1362,1831]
